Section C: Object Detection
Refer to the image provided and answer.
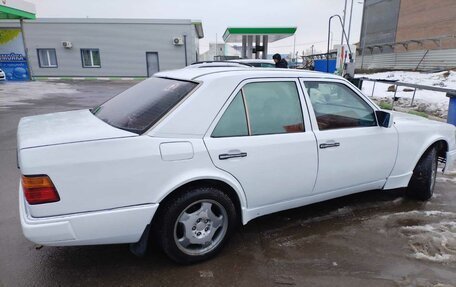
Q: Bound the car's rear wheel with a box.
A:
[157,186,236,264]
[406,147,438,201]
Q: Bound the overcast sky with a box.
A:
[27,0,364,55]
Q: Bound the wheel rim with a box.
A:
[173,199,228,256]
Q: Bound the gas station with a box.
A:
[222,27,296,59]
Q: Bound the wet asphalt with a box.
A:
[0,80,455,287]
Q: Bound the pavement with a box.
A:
[1,80,456,287]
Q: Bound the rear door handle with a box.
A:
[219,152,247,160]
[319,142,340,149]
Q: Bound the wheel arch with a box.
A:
[412,138,448,170]
[153,176,247,228]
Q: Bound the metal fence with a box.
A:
[357,49,456,71]
[355,77,456,124]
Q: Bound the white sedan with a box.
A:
[17,68,456,264]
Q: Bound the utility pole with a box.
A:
[360,3,369,70]
[347,0,354,44]
[341,0,348,45]
[330,32,334,49]
[292,34,296,63]
[215,33,218,59]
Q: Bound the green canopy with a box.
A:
[223,27,297,43]
[0,1,36,20]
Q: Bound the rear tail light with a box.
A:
[22,175,60,205]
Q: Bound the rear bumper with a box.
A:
[444,149,456,174]
[19,186,158,246]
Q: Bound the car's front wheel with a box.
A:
[157,186,237,264]
[407,147,438,201]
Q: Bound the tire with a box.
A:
[157,186,237,264]
[407,147,438,201]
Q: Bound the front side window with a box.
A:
[212,81,304,137]
[37,49,57,68]
[81,49,101,68]
[304,81,377,130]
[92,77,197,134]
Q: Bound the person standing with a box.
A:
[272,53,288,68]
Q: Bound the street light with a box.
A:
[360,2,369,70]
[327,14,352,73]
[348,0,364,44]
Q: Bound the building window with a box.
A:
[37,49,57,68]
[81,49,101,68]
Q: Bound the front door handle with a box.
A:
[319,142,340,149]
[219,152,247,160]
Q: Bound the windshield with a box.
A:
[92,77,198,134]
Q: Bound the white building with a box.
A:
[199,43,241,61]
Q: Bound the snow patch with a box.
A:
[404,221,456,263]
[436,176,456,184]
[379,210,456,263]
[380,210,456,219]
[356,70,456,118]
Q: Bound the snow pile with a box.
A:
[356,70,456,118]
[357,70,456,89]
[403,221,456,263]
[381,209,456,263]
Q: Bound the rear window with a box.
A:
[92,77,197,134]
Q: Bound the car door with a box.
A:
[204,78,318,210]
[300,78,398,194]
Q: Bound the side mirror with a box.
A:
[376,110,393,128]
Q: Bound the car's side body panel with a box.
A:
[16,68,456,247]
[300,78,399,194]
[203,77,318,211]
[383,112,456,189]
[19,136,247,219]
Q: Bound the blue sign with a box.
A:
[0,53,29,81]
[0,29,30,81]
[314,59,337,74]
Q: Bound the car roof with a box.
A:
[232,59,275,63]
[185,62,250,69]
[155,67,341,82]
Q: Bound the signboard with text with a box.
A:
[0,29,29,81]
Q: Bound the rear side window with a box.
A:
[243,82,304,135]
[212,91,249,137]
[212,81,304,137]
[92,77,197,134]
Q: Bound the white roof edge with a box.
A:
[155,67,341,81]
[23,18,195,25]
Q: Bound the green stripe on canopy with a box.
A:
[0,5,36,19]
[223,27,296,43]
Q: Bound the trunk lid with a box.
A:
[17,109,136,150]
